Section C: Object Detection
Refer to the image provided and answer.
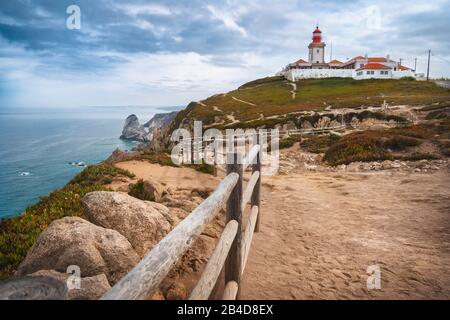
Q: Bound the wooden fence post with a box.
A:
[225,151,243,299]
[252,134,262,232]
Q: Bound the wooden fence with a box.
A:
[101,139,262,300]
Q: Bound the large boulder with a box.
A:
[282,121,297,131]
[30,270,111,300]
[120,114,150,142]
[315,116,331,128]
[16,217,139,284]
[82,192,174,256]
[301,120,313,129]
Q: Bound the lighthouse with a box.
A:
[308,26,326,67]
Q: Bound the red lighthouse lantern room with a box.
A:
[312,26,322,43]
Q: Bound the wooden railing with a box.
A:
[101,140,262,300]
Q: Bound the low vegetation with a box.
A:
[138,150,177,167]
[279,135,303,149]
[188,162,215,175]
[300,134,341,153]
[323,126,438,166]
[128,179,156,202]
[0,164,135,280]
[179,77,450,126]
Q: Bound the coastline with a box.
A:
[0,107,182,220]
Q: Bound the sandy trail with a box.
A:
[240,170,450,299]
[114,161,221,190]
[113,159,450,300]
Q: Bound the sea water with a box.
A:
[0,106,180,219]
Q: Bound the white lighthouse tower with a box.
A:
[308,26,326,68]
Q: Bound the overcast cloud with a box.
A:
[0,0,449,108]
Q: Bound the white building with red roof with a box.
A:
[282,26,422,81]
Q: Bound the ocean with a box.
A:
[0,106,180,219]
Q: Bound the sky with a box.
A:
[0,0,449,108]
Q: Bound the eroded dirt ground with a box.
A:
[113,151,450,300]
[241,168,450,299]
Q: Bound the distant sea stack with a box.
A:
[120,112,178,143]
[120,114,149,142]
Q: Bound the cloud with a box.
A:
[118,4,174,17]
[0,0,449,108]
[206,5,248,37]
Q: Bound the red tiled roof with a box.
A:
[328,59,343,64]
[356,63,392,71]
[398,65,412,71]
[342,56,365,64]
[295,59,308,64]
[368,57,387,63]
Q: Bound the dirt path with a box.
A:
[113,158,450,299]
[240,170,450,299]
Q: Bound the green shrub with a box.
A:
[426,109,450,120]
[128,180,155,201]
[0,163,134,280]
[300,134,341,153]
[71,163,134,186]
[139,151,177,167]
[188,162,215,175]
[435,140,450,156]
[399,153,440,161]
[322,126,444,165]
[388,126,433,139]
[324,131,391,165]
[383,136,421,150]
[279,135,302,149]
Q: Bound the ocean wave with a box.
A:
[68,161,87,168]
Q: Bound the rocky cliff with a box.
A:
[120,112,178,143]
[120,114,150,142]
[144,111,178,130]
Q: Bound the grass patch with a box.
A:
[300,134,341,153]
[71,163,135,186]
[128,180,155,202]
[176,78,450,126]
[435,140,450,157]
[398,153,440,161]
[323,127,431,165]
[0,163,134,280]
[279,135,303,149]
[191,162,215,175]
[324,131,392,165]
[139,151,177,167]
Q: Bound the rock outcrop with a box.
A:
[30,270,111,300]
[82,192,174,256]
[106,148,140,163]
[120,114,150,142]
[120,112,178,144]
[144,111,178,141]
[16,217,139,284]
